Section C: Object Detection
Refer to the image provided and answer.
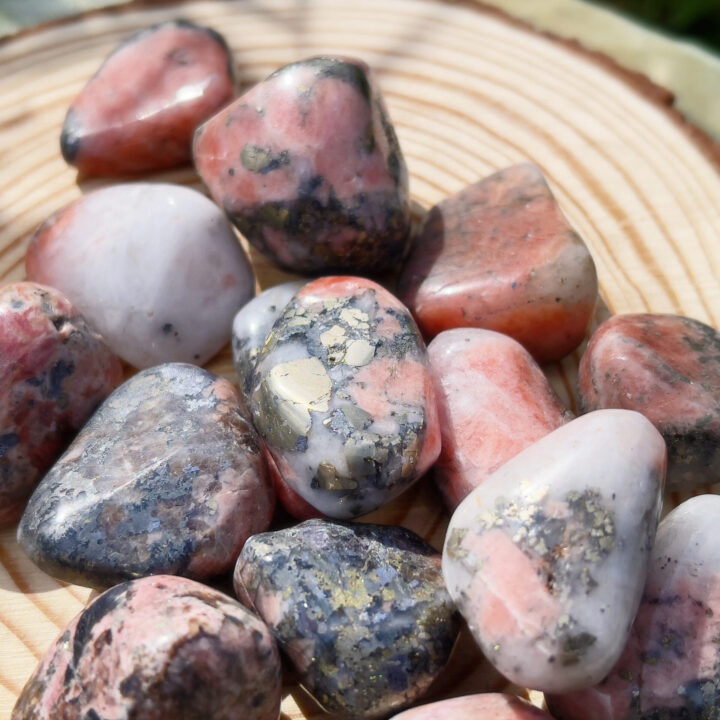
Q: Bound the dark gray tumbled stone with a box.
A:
[234,519,459,719]
[18,363,274,588]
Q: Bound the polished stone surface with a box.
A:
[61,19,234,175]
[18,363,274,588]
[547,494,720,719]
[26,183,255,369]
[12,575,281,720]
[429,328,571,511]
[234,519,458,719]
[398,163,598,362]
[580,313,720,490]
[249,276,440,518]
[0,282,122,526]
[391,693,554,719]
[193,56,410,273]
[443,409,666,693]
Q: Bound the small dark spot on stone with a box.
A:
[162,323,174,334]
[52,316,68,331]
[0,433,19,459]
[228,168,235,176]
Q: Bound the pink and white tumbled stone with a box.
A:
[547,494,720,719]
[391,693,554,719]
[443,410,666,693]
[26,183,255,369]
[428,328,571,511]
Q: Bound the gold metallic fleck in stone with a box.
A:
[344,339,375,366]
[320,325,347,347]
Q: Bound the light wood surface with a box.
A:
[1,1,720,717]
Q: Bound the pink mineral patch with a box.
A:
[391,693,553,719]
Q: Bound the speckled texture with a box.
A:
[18,363,274,588]
[12,575,281,720]
[547,494,720,719]
[26,183,255,369]
[428,328,572,511]
[234,519,458,719]
[193,56,410,273]
[0,282,122,526]
[390,693,554,719]
[443,409,666,693]
[398,163,598,362]
[579,313,720,490]
[249,276,440,519]
[61,19,235,176]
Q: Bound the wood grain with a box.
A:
[1,0,720,717]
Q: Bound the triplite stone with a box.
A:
[26,183,255,369]
[443,409,666,693]
[249,276,440,519]
[61,20,235,176]
[547,494,720,719]
[234,519,458,719]
[398,163,598,362]
[0,282,122,526]
[428,328,571,511]
[390,693,554,719]
[193,56,410,273]
[12,575,281,720]
[18,363,274,588]
[580,313,720,490]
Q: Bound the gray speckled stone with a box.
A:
[234,519,459,719]
[18,363,274,588]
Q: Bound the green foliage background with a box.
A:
[596,0,720,53]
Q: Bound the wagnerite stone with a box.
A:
[579,313,720,490]
[232,280,305,404]
[249,276,441,518]
[193,56,410,273]
[26,183,254,369]
[398,163,598,362]
[12,575,281,720]
[0,282,122,526]
[61,20,234,176]
[443,409,666,693]
[428,328,571,511]
[18,363,274,588]
[234,519,458,719]
[547,494,720,720]
[391,693,554,719]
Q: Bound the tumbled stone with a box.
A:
[193,56,410,273]
[12,575,281,720]
[18,363,273,588]
[443,409,666,693]
[61,20,234,176]
[398,163,598,362]
[391,693,554,719]
[26,183,254,368]
[249,276,440,518]
[234,519,458,719]
[429,328,571,511]
[232,280,305,404]
[547,494,720,719]
[580,313,720,490]
[0,282,122,526]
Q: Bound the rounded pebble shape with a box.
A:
[428,328,572,511]
[234,519,459,720]
[249,275,441,519]
[398,163,598,362]
[18,363,274,588]
[547,494,720,720]
[579,312,720,490]
[193,56,410,273]
[61,19,235,176]
[232,280,305,405]
[443,409,666,693]
[12,575,282,720]
[390,693,554,719]
[26,183,255,368]
[0,282,122,526]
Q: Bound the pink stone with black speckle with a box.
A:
[12,575,282,720]
[0,282,122,527]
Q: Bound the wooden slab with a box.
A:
[1,1,720,717]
